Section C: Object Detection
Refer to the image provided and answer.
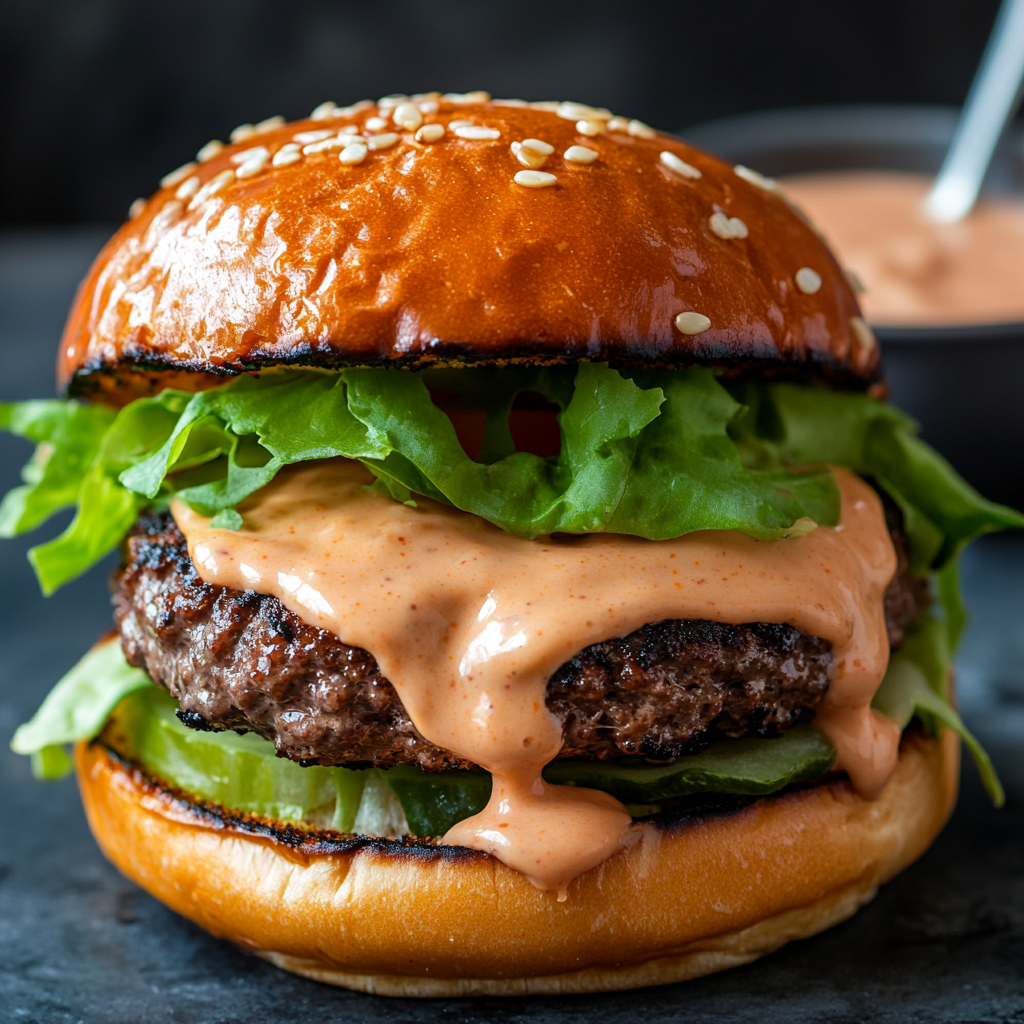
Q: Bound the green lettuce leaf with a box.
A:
[10,638,151,778]
[728,382,1024,569]
[872,610,1002,805]
[0,395,178,593]
[3,367,1021,591]
[0,400,115,536]
[1,366,848,589]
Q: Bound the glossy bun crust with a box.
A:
[78,728,956,996]
[60,95,876,399]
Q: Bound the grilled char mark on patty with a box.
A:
[113,508,928,771]
[551,621,830,761]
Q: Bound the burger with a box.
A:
[4,92,1022,997]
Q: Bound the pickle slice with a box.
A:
[111,687,369,831]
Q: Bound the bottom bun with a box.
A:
[77,729,958,997]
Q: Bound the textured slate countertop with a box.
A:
[1,230,1022,1024]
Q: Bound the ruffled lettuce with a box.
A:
[3,365,1021,593]
[9,638,151,779]
[871,558,1002,805]
[728,382,1024,570]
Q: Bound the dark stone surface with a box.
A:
[1,231,1023,1022]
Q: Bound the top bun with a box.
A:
[60,93,876,399]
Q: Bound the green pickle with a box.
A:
[113,687,369,831]
[109,685,837,837]
[381,764,492,837]
[542,726,836,801]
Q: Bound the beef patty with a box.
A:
[113,507,927,770]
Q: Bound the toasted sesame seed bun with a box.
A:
[77,727,956,996]
[60,94,876,400]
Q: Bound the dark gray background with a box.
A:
[0,0,1010,225]
[1,233,1024,1023]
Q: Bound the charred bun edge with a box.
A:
[67,346,881,402]
[78,728,957,996]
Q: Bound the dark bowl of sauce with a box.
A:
[683,105,1024,510]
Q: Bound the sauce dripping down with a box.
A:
[173,460,899,895]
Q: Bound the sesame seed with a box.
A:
[128,198,146,220]
[514,170,557,188]
[175,175,201,200]
[206,169,236,193]
[709,211,748,239]
[365,116,389,132]
[339,142,369,165]
[449,120,473,129]
[236,154,267,179]
[493,98,529,107]
[660,151,701,179]
[293,129,335,145]
[557,102,611,122]
[513,138,554,168]
[418,100,439,114]
[366,132,399,151]
[734,164,777,191]
[230,146,270,165]
[575,119,603,137]
[413,91,442,102]
[564,145,598,164]
[675,311,711,335]
[850,316,876,353]
[196,140,224,163]
[339,125,361,136]
[415,123,446,143]
[529,101,560,112]
[606,117,630,132]
[310,101,337,120]
[272,145,302,167]
[444,91,491,104]
[393,103,423,130]
[254,115,285,133]
[795,267,822,294]
[378,95,409,110]
[230,124,256,143]
[160,162,198,188]
[337,100,374,117]
[303,138,345,154]
[455,125,500,140]
[513,144,543,169]
[628,119,656,139]
[188,169,235,210]
[844,269,866,293]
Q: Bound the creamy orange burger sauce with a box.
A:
[173,459,900,897]
[781,172,1024,326]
